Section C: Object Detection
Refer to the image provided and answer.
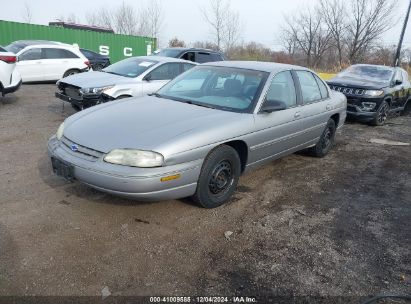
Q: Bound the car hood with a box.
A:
[328,76,389,90]
[59,71,135,88]
[64,96,250,154]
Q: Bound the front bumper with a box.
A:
[47,136,202,201]
[346,108,377,122]
[55,92,103,109]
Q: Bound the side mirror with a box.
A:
[143,74,152,82]
[260,99,287,113]
[395,79,402,85]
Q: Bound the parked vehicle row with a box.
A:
[48,61,347,208]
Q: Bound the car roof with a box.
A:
[351,64,395,70]
[203,61,310,73]
[161,47,222,53]
[11,40,63,46]
[131,55,198,64]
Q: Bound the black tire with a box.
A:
[371,100,389,126]
[63,69,80,78]
[308,119,336,157]
[94,64,104,71]
[192,145,241,208]
[71,104,81,111]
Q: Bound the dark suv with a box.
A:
[327,64,410,125]
[80,48,110,71]
[153,48,225,63]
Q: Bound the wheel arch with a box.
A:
[223,140,248,173]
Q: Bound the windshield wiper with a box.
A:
[148,92,164,98]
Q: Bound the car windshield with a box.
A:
[156,66,269,113]
[4,42,27,54]
[337,65,394,82]
[102,58,157,78]
[153,49,183,58]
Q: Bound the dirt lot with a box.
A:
[0,84,410,302]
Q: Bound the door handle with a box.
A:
[326,105,332,110]
[294,112,301,118]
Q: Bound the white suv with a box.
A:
[0,46,22,97]
[5,40,90,82]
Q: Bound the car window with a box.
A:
[158,66,269,113]
[19,48,42,61]
[0,46,6,52]
[196,52,212,63]
[81,49,94,58]
[296,70,322,103]
[313,74,329,99]
[149,63,181,80]
[43,48,79,59]
[181,52,195,62]
[265,71,296,108]
[211,53,223,61]
[182,63,195,72]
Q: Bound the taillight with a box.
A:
[0,55,17,64]
[84,60,91,68]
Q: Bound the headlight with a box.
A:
[363,90,383,97]
[104,149,164,168]
[80,86,114,95]
[56,122,64,140]
[361,102,377,111]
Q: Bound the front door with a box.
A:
[142,63,182,95]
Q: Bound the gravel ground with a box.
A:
[0,84,410,302]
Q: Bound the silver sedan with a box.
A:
[48,61,347,208]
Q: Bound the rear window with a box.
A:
[4,43,27,54]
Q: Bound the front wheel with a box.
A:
[371,101,389,126]
[307,119,336,157]
[192,145,241,208]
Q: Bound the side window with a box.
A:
[196,52,212,63]
[313,74,329,99]
[181,52,195,62]
[43,48,79,59]
[296,70,322,103]
[19,48,41,61]
[210,53,223,62]
[182,63,195,72]
[149,63,181,80]
[265,71,297,108]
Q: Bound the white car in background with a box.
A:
[5,40,90,82]
[55,56,197,110]
[0,46,22,97]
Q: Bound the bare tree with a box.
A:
[319,0,347,68]
[56,13,78,23]
[346,0,397,63]
[144,0,163,38]
[169,37,186,47]
[282,7,332,67]
[21,2,33,23]
[86,7,113,29]
[113,2,138,35]
[201,0,242,51]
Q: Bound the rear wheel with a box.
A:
[308,119,336,157]
[192,145,241,208]
[94,64,104,71]
[63,69,80,78]
[371,101,389,126]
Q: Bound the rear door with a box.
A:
[392,69,406,109]
[16,48,43,82]
[294,70,332,142]
[142,62,181,95]
[42,48,80,80]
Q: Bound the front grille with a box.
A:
[347,104,357,112]
[61,136,104,160]
[60,84,82,100]
[329,85,364,96]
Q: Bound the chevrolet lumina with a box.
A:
[48,61,347,208]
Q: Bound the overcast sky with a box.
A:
[1,0,410,50]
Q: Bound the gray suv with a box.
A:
[153,47,225,63]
